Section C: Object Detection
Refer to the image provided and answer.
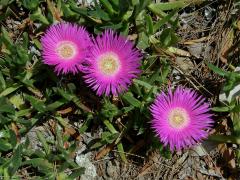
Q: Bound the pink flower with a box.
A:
[150,86,213,151]
[41,22,91,74]
[81,30,142,96]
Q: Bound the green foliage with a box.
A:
[22,0,40,10]
[208,62,240,164]
[0,0,210,178]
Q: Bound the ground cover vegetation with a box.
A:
[0,0,240,179]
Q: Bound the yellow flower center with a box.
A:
[56,41,76,59]
[168,108,189,129]
[98,53,120,76]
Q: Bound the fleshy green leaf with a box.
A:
[122,92,141,108]
[0,97,15,114]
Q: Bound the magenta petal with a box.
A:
[81,29,142,96]
[150,86,214,151]
[41,22,92,75]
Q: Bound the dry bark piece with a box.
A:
[95,142,115,160]
[57,107,73,114]
[11,122,20,142]
[218,144,236,169]
[47,0,62,22]
[220,28,234,63]
[182,37,208,45]
[64,126,82,141]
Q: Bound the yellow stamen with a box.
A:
[98,53,120,75]
[57,42,76,59]
[168,108,189,129]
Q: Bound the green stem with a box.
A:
[208,134,240,144]
[103,119,118,134]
